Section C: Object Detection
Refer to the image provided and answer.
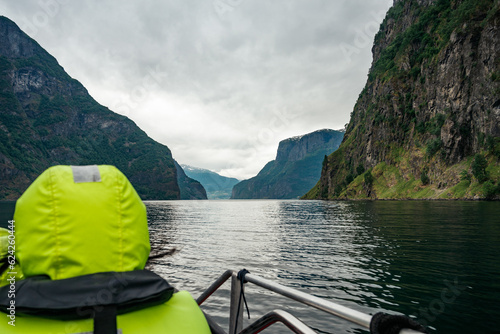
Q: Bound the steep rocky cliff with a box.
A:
[305,0,500,200]
[232,129,344,199]
[0,16,206,200]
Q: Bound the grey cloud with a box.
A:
[1,0,392,179]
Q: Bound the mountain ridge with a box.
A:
[181,164,239,199]
[0,16,206,200]
[232,129,344,199]
[174,161,208,200]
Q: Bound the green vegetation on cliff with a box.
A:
[0,16,205,200]
[305,0,500,200]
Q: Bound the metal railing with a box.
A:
[197,270,425,334]
[239,310,316,334]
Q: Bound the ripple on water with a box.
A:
[145,200,500,334]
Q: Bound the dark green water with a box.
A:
[2,200,499,333]
[145,200,500,333]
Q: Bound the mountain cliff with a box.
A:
[305,0,500,200]
[232,129,344,199]
[0,16,206,200]
[181,164,239,199]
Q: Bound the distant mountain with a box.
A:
[231,129,344,199]
[174,161,208,200]
[0,16,205,200]
[181,164,239,199]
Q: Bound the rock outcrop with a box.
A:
[305,0,500,200]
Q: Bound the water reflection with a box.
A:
[146,200,179,246]
[143,200,500,334]
[365,201,500,332]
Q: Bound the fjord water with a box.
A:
[146,200,500,334]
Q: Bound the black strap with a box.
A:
[94,305,117,334]
[234,269,251,334]
[370,312,428,334]
[0,270,174,320]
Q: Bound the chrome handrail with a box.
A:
[197,270,424,334]
[239,309,316,334]
[197,269,233,305]
[244,273,371,328]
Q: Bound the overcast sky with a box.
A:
[1,0,393,180]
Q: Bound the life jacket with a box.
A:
[0,165,211,334]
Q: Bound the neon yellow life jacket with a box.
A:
[0,165,211,333]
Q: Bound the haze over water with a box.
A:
[146,200,500,333]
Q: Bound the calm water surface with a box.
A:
[145,200,500,334]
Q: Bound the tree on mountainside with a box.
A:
[472,154,488,183]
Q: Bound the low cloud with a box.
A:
[2,0,392,179]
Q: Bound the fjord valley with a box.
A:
[0,2,499,333]
[1,0,499,202]
[175,161,208,200]
[305,0,500,200]
[232,129,344,199]
[181,164,239,200]
[0,16,206,200]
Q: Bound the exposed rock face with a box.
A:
[0,19,37,58]
[305,0,499,200]
[276,130,344,162]
[232,129,344,199]
[0,16,205,200]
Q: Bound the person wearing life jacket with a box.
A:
[0,165,212,334]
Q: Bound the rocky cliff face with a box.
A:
[0,16,206,200]
[0,19,37,58]
[276,130,345,162]
[232,129,344,199]
[305,0,500,200]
